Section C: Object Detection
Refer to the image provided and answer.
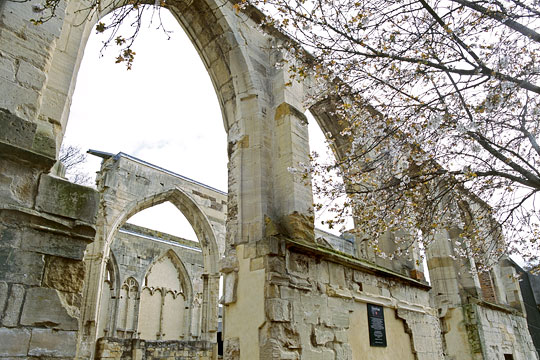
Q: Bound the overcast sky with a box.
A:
[65,9,333,240]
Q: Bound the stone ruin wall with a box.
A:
[0,0,538,359]
[95,338,213,360]
[98,223,205,341]
[475,304,537,359]
[222,238,444,360]
[93,222,216,359]
[0,164,98,358]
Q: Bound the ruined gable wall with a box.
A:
[97,224,206,342]
[83,152,229,355]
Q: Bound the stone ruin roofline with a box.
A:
[120,223,202,253]
[88,149,227,195]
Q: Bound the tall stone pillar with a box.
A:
[0,111,98,359]
[222,43,315,359]
[272,102,314,241]
[0,2,99,358]
[426,227,485,359]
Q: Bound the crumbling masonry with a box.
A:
[0,0,538,359]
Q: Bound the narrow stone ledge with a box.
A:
[285,237,431,290]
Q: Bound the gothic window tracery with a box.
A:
[116,277,139,338]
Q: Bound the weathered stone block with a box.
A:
[43,256,85,293]
[220,252,238,273]
[328,262,346,288]
[0,248,44,286]
[224,337,240,360]
[222,272,237,305]
[334,329,347,343]
[35,174,99,223]
[283,212,315,242]
[1,284,24,327]
[321,347,336,360]
[326,285,352,299]
[28,328,77,358]
[362,284,382,296]
[1,0,64,41]
[20,287,78,330]
[21,228,88,260]
[0,225,21,248]
[288,251,309,275]
[16,61,46,90]
[0,54,16,82]
[325,298,350,328]
[279,349,300,359]
[317,261,330,284]
[0,327,31,356]
[250,256,264,271]
[0,108,36,149]
[333,343,352,360]
[0,282,7,313]
[267,255,286,273]
[352,270,366,284]
[297,302,320,325]
[313,326,334,345]
[267,298,290,322]
[290,276,312,290]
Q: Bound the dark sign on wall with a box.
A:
[367,304,387,347]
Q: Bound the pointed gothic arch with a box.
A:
[38,0,258,153]
[105,187,220,274]
[143,249,194,304]
[84,177,222,350]
[138,249,194,340]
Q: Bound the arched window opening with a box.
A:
[307,109,425,276]
[68,7,226,347]
[63,7,227,191]
[103,199,204,340]
[306,110,355,256]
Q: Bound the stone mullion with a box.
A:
[158,287,166,340]
[207,274,220,338]
[106,283,117,336]
[200,274,210,340]
[183,293,192,339]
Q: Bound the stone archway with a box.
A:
[104,187,220,273]
[30,0,258,152]
[80,151,226,356]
